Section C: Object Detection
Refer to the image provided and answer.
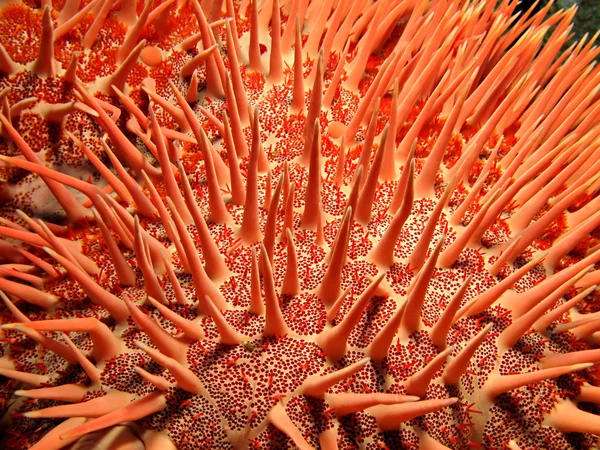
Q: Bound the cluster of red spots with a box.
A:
[360,183,395,223]
[417,118,444,151]
[0,4,41,64]
[258,84,294,137]
[244,71,266,99]
[252,422,299,449]
[11,112,55,154]
[286,233,326,289]
[199,111,223,143]
[47,134,88,168]
[280,293,327,336]
[91,13,128,50]
[54,28,85,69]
[64,110,105,148]
[346,141,366,162]
[480,219,511,248]
[9,407,62,444]
[329,87,360,125]
[320,135,341,162]
[221,309,268,338]
[385,331,439,382]
[467,160,486,187]
[341,223,373,260]
[356,72,377,100]
[483,375,595,450]
[150,54,180,98]
[0,161,27,187]
[124,63,150,93]
[146,390,227,450]
[420,384,470,448]
[119,309,154,346]
[284,395,331,447]
[576,289,600,315]
[337,260,379,299]
[387,260,419,294]
[334,412,378,448]
[376,94,393,123]
[186,338,217,367]
[494,343,584,442]
[1,329,46,376]
[56,9,125,71]
[43,272,87,306]
[80,388,107,405]
[234,8,251,34]
[184,337,325,437]
[511,260,546,292]
[531,211,570,251]
[469,333,499,390]
[343,296,396,348]
[142,3,200,52]
[498,341,548,379]
[54,16,124,83]
[447,180,468,208]
[274,109,307,143]
[442,134,466,169]
[386,199,440,260]
[447,314,492,355]
[571,234,600,260]
[419,272,468,327]
[219,276,251,308]
[2,0,600,449]
[319,212,343,242]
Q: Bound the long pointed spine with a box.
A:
[316,207,352,305]
[404,347,453,397]
[223,28,249,127]
[177,162,230,280]
[408,180,451,271]
[0,115,91,224]
[282,229,300,295]
[249,247,265,315]
[368,398,458,432]
[260,243,290,337]
[301,119,322,229]
[248,0,262,72]
[443,323,493,386]
[318,273,385,361]
[268,0,283,83]
[430,276,472,349]
[302,358,369,397]
[355,125,389,225]
[291,16,305,113]
[61,391,167,440]
[402,236,445,334]
[44,248,128,321]
[32,7,56,78]
[240,108,264,244]
[299,53,323,165]
[368,301,406,362]
[485,364,592,399]
[166,197,228,313]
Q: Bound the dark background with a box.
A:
[515,0,599,52]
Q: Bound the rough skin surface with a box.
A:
[0,0,600,449]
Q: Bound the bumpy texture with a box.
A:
[1,0,600,449]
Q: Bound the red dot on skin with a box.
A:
[141,46,163,67]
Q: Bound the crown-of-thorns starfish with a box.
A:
[0,0,600,449]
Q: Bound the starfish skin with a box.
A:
[0,0,599,449]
